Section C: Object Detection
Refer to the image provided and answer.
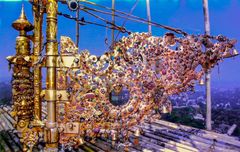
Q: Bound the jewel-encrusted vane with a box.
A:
[58,32,236,145]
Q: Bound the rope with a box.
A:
[81,9,130,34]
[79,4,187,35]
[58,11,130,34]
[36,1,231,39]
[32,40,60,66]
[58,0,188,36]
[114,0,139,41]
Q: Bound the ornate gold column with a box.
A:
[44,0,59,150]
[7,5,34,137]
[32,0,44,126]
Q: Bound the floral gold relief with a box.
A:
[6,2,238,151]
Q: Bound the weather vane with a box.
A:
[6,0,238,151]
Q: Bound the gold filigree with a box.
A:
[57,33,236,145]
[22,128,39,152]
[8,3,238,150]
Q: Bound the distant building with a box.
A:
[193,113,204,121]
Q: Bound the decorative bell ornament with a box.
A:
[162,105,168,114]
[199,78,205,85]
[111,130,117,146]
[232,49,239,57]
[111,131,117,141]
[78,137,84,145]
[124,145,129,152]
[133,129,141,145]
[134,128,141,137]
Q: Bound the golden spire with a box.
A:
[12,5,33,32]
[20,4,27,20]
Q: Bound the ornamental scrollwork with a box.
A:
[58,32,236,144]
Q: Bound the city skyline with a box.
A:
[0,0,239,88]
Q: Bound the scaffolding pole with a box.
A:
[146,0,151,33]
[203,0,212,131]
[76,1,80,47]
[112,0,115,45]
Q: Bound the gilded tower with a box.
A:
[7,5,34,148]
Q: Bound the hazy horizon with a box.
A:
[0,0,239,88]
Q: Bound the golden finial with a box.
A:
[19,4,27,20]
[12,5,33,32]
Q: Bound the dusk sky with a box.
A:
[0,0,239,88]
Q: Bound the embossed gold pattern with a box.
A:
[7,5,35,151]
[7,2,238,151]
[44,0,59,150]
[32,0,44,127]
[57,34,236,145]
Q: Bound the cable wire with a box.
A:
[81,9,130,33]
[58,11,130,33]
[58,0,187,35]
[114,0,139,41]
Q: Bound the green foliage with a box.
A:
[212,108,240,137]
[162,107,205,129]
[162,107,240,137]
[0,98,11,105]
